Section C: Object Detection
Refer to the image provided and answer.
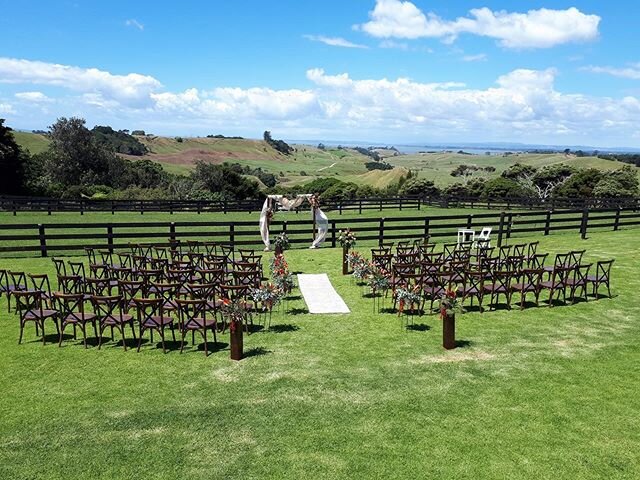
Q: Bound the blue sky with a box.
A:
[1,0,639,146]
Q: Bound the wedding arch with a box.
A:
[259,194,329,250]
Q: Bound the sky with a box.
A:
[1,0,639,147]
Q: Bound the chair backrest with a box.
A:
[202,242,218,256]
[91,295,124,322]
[176,298,208,330]
[52,258,67,276]
[117,280,145,308]
[0,269,8,291]
[528,253,548,269]
[569,250,586,267]
[527,241,539,259]
[54,292,87,321]
[372,253,393,272]
[98,250,114,266]
[477,227,492,240]
[518,269,543,288]
[8,271,27,290]
[13,290,44,318]
[512,244,526,258]
[84,247,97,265]
[85,277,112,296]
[28,273,51,295]
[57,274,83,294]
[133,298,165,327]
[117,253,133,268]
[89,263,110,280]
[233,271,260,288]
[220,284,250,301]
[186,240,201,253]
[185,283,216,302]
[596,259,614,281]
[198,268,226,286]
[68,262,86,279]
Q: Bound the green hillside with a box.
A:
[12,131,49,154]
[13,131,640,189]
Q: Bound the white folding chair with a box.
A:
[475,227,492,248]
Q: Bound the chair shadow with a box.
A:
[268,324,300,333]
[247,324,265,334]
[287,308,309,315]
[363,292,382,299]
[406,323,431,332]
[285,295,302,301]
[195,341,228,353]
[455,340,473,348]
[244,346,271,358]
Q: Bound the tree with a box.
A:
[593,166,640,197]
[45,117,115,186]
[501,163,537,181]
[0,119,27,194]
[263,131,293,155]
[554,169,603,198]
[190,161,260,200]
[482,177,525,198]
[519,164,576,200]
[398,178,440,197]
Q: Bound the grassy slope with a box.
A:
[0,229,639,479]
[12,131,49,154]
[13,132,640,190]
[387,152,640,186]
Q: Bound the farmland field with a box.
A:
[0,228,639,479]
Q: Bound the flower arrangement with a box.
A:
[439,287,464,318]
[368,268,390,294]
[273,232,290,251]
[219,297,247,333]
[265,208,275,223]
[395,285,422,314]
[269,254,295,294]
[346,251,365,270]
[251,283,283,312]
[337,228,357,250]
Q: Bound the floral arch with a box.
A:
[259,194,329,251]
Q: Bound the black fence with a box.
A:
[1,195,639,215]
[0,196,421,215]
[1,207,639,258]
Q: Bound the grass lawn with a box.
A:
[1,229,639,479]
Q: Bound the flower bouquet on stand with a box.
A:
[439,287,464,349]
[367,268,391,313]
[251,283,283,329]
[273,232,290,256]
[219,298,248,360]
[395,285,422,327]
[337,229,357,274]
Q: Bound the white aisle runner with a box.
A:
[297,274,350,314]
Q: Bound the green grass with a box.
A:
[387,152,640,186]
[12,131,49,154]
[0,228,639,478]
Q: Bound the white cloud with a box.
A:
[3,57,640,145]
[125,19,144,31]
[0,102,16,114]
[15,91,52,102]
[462,53,487,62]
[0,57,161,107]
[356,0,600,49]
[379,39,409,50]
[583,64,640,80]
[303,35,368,49]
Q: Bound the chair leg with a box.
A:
[137,327,144,352]
[159,328,166,354]
[120,326,127,352]
[41,321,46,345]
[18,320,24,345]
[203,329,208,357]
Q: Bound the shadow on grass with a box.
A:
[268,324,299,333]
[455,340,473,348]
[285,295,302,301]
[195,341,228,353]
[287,308,309,315]
[244,346,272,358]
[406,323,431,332]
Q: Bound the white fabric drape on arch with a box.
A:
[259,194,329,250]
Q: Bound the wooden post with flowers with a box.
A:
[440,288,459,349]
[220,298,246,361]
[338,228,356,275]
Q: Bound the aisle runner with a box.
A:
[297,274,350,314]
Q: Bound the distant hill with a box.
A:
[13,131,640,189]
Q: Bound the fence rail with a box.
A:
[1,207,639,258]
[1,195,639,215]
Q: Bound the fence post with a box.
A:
[107,225,114,253]
[378,218,385,246]
[359,199,362,215]
[424,218,430,239]
[111,200,115,215]
[12,199,17,216]
[399,198,403,211]
[80,199,84,216]
[417,198,421,210]
[580,208,589,240]
[197,201,201,215]
[379,199,383,212]
[339,203,343,215]
[544,210,552,236]
[613,207,621,231]
[140,200,144,215]
[169,201,174,215]
[229,223,235,246]
[38,224,47,257]
[331,220,337,247]
[223,201,227,215]
[282,220,287,234]
[497,212,506,247]
[47,199,52,216]
[506,213,513,240]
[466,214,473,229]
[169,222,176,251]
